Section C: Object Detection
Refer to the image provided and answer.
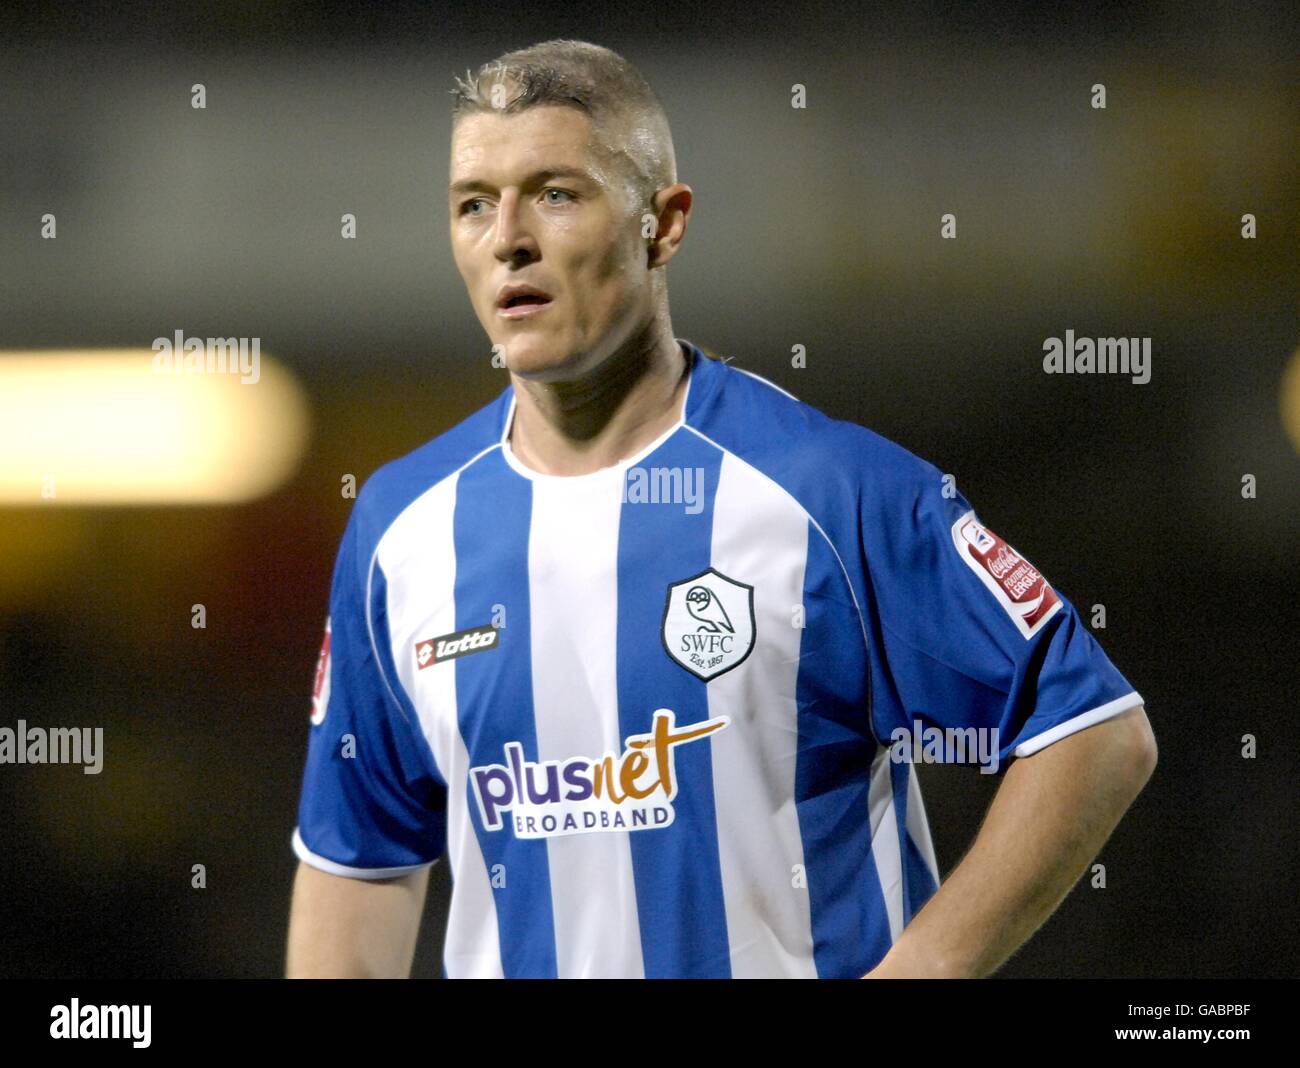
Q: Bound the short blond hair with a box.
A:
[450,39,676,214]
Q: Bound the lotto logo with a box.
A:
[415,624,499,669]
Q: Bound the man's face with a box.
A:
[449,105,650,381]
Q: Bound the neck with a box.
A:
[507,322,690,476]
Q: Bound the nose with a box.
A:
[492,189,540,264]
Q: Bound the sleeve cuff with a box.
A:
[291,826,437,880]
[1011,690,1145,758]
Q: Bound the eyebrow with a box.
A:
[449,166,597,198]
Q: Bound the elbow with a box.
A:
[1122,706,1158,792]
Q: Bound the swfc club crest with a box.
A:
[662,568,756,681]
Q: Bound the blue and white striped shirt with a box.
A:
[292,340,1142,978]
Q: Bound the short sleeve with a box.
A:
[864,471,1143,770]
[291,505,447,878]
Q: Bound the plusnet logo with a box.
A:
[470,708,730,839]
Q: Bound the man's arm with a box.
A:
[864,705,1157,979]
[286,860,431,978]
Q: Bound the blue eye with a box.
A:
[544,188,575,204]
[462,199,485,216]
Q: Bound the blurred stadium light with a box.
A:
[0,350,309,504]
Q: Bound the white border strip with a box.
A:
[292,827,435,880]
[734,365,800,402]
[1012,691,1145,757]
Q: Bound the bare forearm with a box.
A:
[286,861,430,978]
[867,707,1157,978]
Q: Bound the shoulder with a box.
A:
[348,387,510,554]
[686,347,944,512]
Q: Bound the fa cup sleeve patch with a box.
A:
[950,511,1062,639]
[310,617,331,725]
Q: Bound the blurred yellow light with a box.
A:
[0,349,309,504]
[1283,345,1300,458]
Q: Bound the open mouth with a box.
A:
[497,290,554,318]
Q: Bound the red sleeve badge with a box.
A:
[951,512,1062,639]
[310,617,332,724]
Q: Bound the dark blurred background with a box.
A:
[0,1,1296,978]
